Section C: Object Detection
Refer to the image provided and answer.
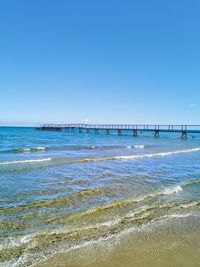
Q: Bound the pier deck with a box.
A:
[36,124,200,139]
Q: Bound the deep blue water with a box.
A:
[0,127,200,266]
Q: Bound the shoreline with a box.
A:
[35,214,200,267]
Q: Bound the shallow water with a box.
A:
[0,127,200,266]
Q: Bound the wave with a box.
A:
[0,145,147,155]
[161,179,200,196]
[0,234,34,250]
[126,145,145,149]
[0,158,51,166]
[75,147,200,163]
[161,213,193,219]
[3,146,197,170]
[0,147,46,154]
[1,183,185,218]
[55,144,145,151]
[21,146,46,152]
[162,185,182,195]
[15,146,46,153]
[184,178,200,186]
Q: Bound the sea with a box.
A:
[0,127,200,267]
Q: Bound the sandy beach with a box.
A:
[36,214,200,267]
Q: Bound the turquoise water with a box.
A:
[0,127,200,266]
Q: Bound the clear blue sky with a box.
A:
[0,0,200,125]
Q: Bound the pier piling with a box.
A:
[133,130,138,137]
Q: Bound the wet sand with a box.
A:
[36,215,200,267]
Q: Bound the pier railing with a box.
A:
[36,124,200,138]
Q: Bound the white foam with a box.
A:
[22,148,31,152]
[0,158,51,165]
[162,185,182,195]
[83,147,200,163]
[36,146,46,150]
[180,202,198,208]
[0,234,34,250]
[96,219,122,227]
[21,147,45,152]
[134,145,145,148]
[117,147,200,160]
[167,213,191,218]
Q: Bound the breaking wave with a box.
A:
[0,145,146,154]
[0,158,51,166]
[0,147,46,154]
[75,147,200,163]
[162,185,182,195]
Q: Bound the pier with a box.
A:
[36,124,200,139]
